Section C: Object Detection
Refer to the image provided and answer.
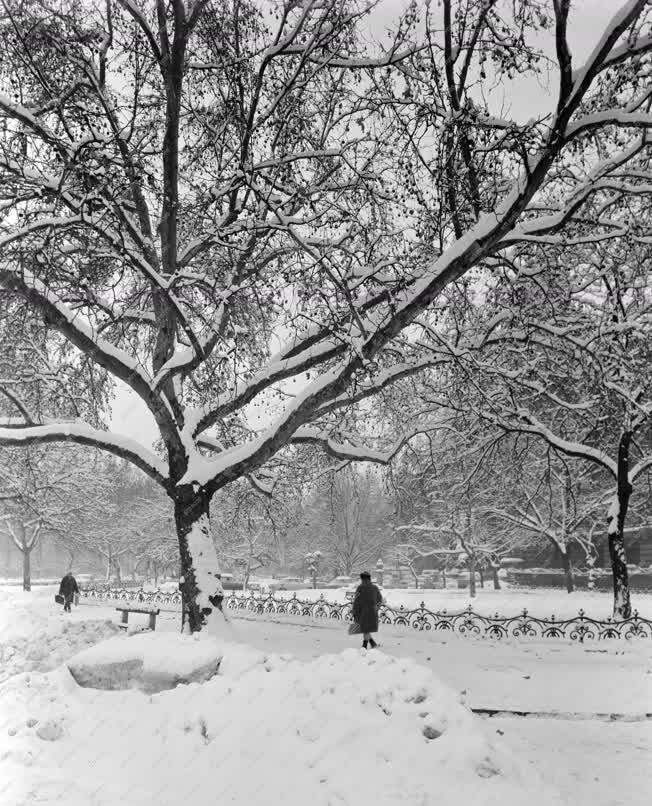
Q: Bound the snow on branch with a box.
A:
[565,111,652,141]
[0,265,153,391]
[631,456,652,483]
[0,423,168,486]
[509,411,617,476]
[290,427,417,465]
[566,0,650,109]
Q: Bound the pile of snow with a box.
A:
[1,620,121,685]
[68,632,223,693]
[0,633,564,806]
[0,587,120,684]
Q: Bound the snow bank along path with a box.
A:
[0,632,565,806]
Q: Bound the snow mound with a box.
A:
[0,618,121,684]
[0,586,123,684]
[0,637,565,806]
[67,632,223,692]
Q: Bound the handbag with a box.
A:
[55,594,64,605]
[348,621,362,635]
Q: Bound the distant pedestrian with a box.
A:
[58,571,79,613]
[352,571,383,649]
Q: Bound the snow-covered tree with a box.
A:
[488,453,608,593]
[426,235,652,616]
[303,467,392,577]
[216,483,280,589]
[304,550,323,588]
[1,0,650,631]
[0,445,94,589]
[128,491,179,585]
[390,422,530,596]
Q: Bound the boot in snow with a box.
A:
[362,639,369,649]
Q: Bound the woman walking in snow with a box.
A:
[352,571,383,649]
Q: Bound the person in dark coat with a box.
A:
[352,571,383,649]
[59,572,79,613]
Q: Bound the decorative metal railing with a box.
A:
[79,587,652,641]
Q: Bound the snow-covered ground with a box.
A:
[1,586,651,806]
[269,585,652,619]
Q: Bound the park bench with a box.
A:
[116,605,160,632]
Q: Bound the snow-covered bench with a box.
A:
[116,605,160,632]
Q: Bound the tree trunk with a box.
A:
[608,432,633,620]
[478,566,485,589]
[491,566,501,590]
[442,568,447,589]
[410,565,419,588]
[560,550,574,594]
[468,556,476,598]
[174,486,224,634]
[22,549,31,592]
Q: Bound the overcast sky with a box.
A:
[110,0,624,450]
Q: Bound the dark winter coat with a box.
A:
[59,574,79,602]
[352,581,383,633]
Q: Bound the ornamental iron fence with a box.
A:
[79,587,652,641]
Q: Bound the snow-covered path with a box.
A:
[216,611,652,715]
[76,599,652,715]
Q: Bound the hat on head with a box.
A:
[360,571,371,581]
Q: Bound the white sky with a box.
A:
[110,0,622,450]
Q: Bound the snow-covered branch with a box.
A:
[0,423,168,486]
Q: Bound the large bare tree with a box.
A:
[0,0,650,631]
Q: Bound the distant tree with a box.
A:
[488,453,608,593]
[428,238,652,616]
[304,550,323,589]
[0,445,93,589]
[303,467,393,577]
